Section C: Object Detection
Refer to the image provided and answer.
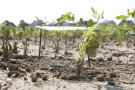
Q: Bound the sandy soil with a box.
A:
[0,41,135,90]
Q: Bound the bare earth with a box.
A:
[0,41,135,90]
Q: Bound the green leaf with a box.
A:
[83,24,99,38]
[101,11,104,19]
[79,44,83,56]
[67,12,72,16]
[116,15,128,20]
[98,14,101,21]
[121,19,128,25]
[95,11,98,18]
[91,7,95,15]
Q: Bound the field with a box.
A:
[0,39,135,90]
[0,8,135,90]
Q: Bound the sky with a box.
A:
[0,0,135,25]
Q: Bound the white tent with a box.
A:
[35,26,89,31]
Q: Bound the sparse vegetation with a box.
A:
[0,7,135,90]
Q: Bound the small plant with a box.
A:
[56,12,75,53]
[42,30,48,49]
[13,40,18,54]
[11,26,19,54]
[76,7,103,76]
[116,9,135,46]
[0,21,13,61]
[99,24,115,47]
[91,7,104,23]
[56,12,75,26]
[51,31,62,53]
[34,30,40,44]
[77,24,99,76]
[86,7,104,67]
[18,21,29,57]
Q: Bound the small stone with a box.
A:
[109,73,117,78]
[26,67,31,72]
[87,75,93,80]
[35,70,46,78]
[107,77,113,81]
[87,71,100,77]
[24,77,27,81]
[7,71,18,77]
[112,51,125,57]
[0,81,2,89]
[0,50,2,56]
[97,57,104,62]
[107,57,112,61]
[18,68,26,74]
[9,64,19,71]
[30,74,38,82]
[42,75,48,81]
[11,73,19,78]
[61,74,84,80]
[1,86,8,90]
[97,76,105,82]
[0,62,7,69]
[108,81,115,86]
[6,78,12,85]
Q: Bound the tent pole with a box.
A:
[38,28,43,60]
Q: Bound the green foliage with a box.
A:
[26,26,34,40]
[56,12,75,26]
[79,44,84,57]
[99,24,115,43]
[77,23,99,76]
[91,7,104,22]
[79,24,99,57]
[115,9,135,45]
[83,24,98,38]
[128,9,135,20]
[18,21,30,56]
[116,15,128,20]
[116,9,135,26]
[111,26,131,43]
[84,38,99,57]
[78,18,84,26]
[0,22,14,60]
[87,19,95,27]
